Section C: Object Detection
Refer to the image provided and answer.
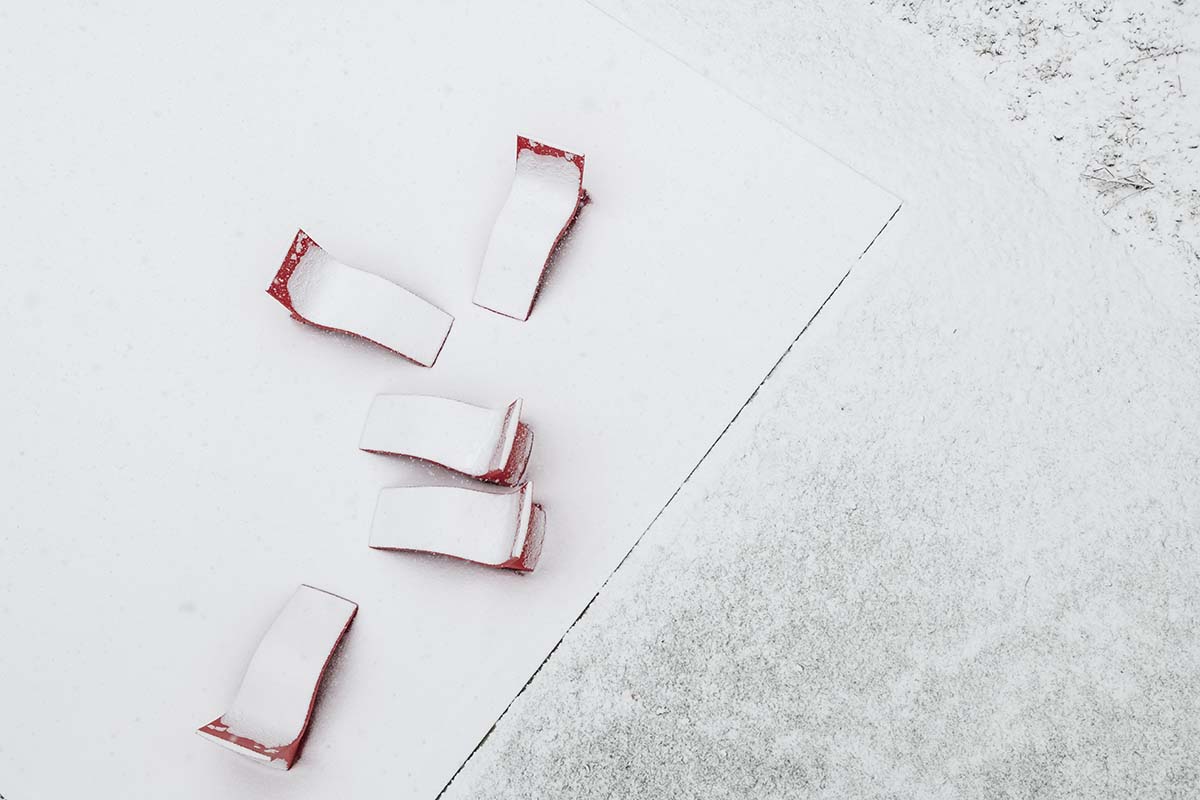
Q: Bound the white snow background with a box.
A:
[0,1,897,798]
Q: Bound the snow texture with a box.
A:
[874,0,1200,273]
[279,233,454,367]
[199,586,356,767]
[0,1,896,798]
[369,484,535,569]
[474,144,585,321]
[440,1,1200,797]
[360,395,525,483]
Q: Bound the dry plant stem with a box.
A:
[1125,46,1187,65]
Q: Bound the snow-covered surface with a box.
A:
[360,395,525,483]
[370,484,535,569]
[875,0,1200,268]
[0,1,897,798]
[474,142,585,321]
[275,232,455,367]
[440,1,1200,796]
[198,586,357,769]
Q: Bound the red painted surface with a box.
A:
[264,228,312,311]
[486,422,534,486]
[499,502,546,572]
[517,134,585,174]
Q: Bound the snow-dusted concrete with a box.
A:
[444,1,1200,796]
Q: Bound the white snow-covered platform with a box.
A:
[0,1,897,798]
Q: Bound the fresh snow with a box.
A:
[473,144,584,321]
[369,484,535,568]
[0,1,896,798]
[359,395,524,483]
[198,586,357,768]
[279,234,454,367]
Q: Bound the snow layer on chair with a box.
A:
[275,232,453,367]
[473,144,584,320]
[197,585,357,768]
[360,395,523,482]
[370,484,533,567]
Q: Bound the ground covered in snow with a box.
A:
[444,1,1200,796]
[876,0,1199,270]
[0,2,896,798]
[4,2,1197,797]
